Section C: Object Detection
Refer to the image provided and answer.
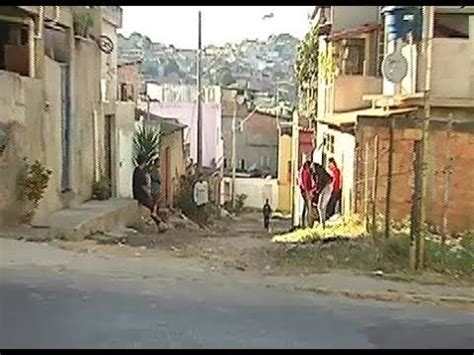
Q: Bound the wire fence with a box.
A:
[354,119,472,240]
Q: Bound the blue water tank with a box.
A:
[382,6,423,42]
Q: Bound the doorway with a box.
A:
[104,114,115,195]
[60,63,71,191]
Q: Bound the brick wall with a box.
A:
[117,62,140,102]
[355,119,474,234]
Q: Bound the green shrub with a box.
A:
[17,159,52,223]
[92,175,111,200]
[175,170,212,224]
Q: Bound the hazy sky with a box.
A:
[120,6,314,48]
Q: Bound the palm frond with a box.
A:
[133,124,162,166]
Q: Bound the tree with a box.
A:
[294,24,319,119]
[217,68,236,87]
[164,58,180,77]
[141,60,159,76]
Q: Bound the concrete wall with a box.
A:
[72,40,103,203]
[115,102,136,198]
[0,72,36,224]
[100,20,118,105]
[277,133,292,212]
[117,62,140,102]
[160,128,186,207]
[334,76,382,112]
[355,109,474,234]
[148,102,223,168]
[221,177,279,210]
[0,38,103,226]
[222,111,279,176]
[430,38,473,99]
[314,123,356,217]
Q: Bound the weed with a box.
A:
[17,159,52,224]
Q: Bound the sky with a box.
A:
[119,6,314,48]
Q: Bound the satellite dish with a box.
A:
[382,51,408,84]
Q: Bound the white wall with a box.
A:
[313,124,356,217]
[115,102,136,198]
[221,177,279,210]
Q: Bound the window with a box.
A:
[434,14,469,38]
[325,134,335,154]
[240,159,245,171]
[0,21,30,76]
[342,38,365,75]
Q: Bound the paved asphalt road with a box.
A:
[1,267,473,349]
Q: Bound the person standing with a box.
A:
[133,155,159,225]
[193,174,209,228]
[299,160,313,228]
[312,162,333,229]
[327,157,342,219]
[150,159,162,220]
[262,198,272,231]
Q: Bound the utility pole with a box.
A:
[417,5,434,270]
[196,10,203,169]
[231,96,237,210]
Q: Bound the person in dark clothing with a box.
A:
[133,155,159,225]
[311,163,333,229]
[262,198,272,230]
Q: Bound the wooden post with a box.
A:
[364,142,369,233]
[384,117,395,239]
[371,135,379,237]
[418,5,434,270]
[410,140,423,271]
[442,115,453,244]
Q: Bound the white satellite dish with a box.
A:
[382,51,408,84]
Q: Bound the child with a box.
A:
[262,198,272,231]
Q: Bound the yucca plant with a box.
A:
[133,124,162,167]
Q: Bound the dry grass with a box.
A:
[268,222,473,284]
[272,215,366,244]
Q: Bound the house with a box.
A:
[0,6,135,225]
[117,60,141,103]
[221,87,280,177]
[311,6,383,218]
[138,110,186,208]
[353,6,474,233]
[144,83,224,168]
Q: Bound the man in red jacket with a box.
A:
[299,160,313,228]
[327,157,342,219]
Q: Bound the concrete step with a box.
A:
[0,198,141,242]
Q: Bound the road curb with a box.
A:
[293,285,474,311]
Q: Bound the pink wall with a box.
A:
[149,102,223,168]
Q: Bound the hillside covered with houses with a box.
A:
[117,31,298,106]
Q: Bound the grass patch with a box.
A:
[269,231,473,283]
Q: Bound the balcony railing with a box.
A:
[426,37,473,100]
[334,75,382,112]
